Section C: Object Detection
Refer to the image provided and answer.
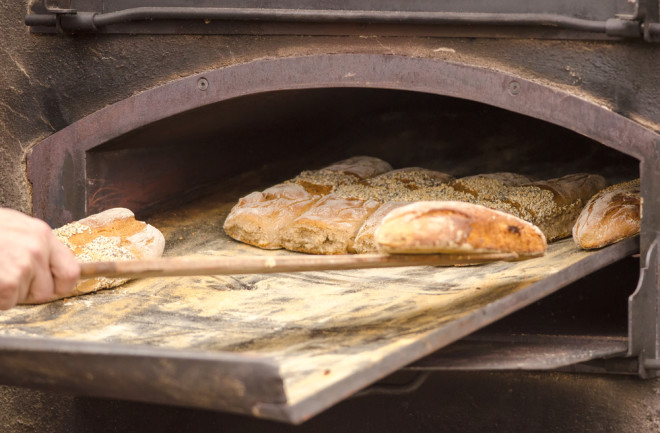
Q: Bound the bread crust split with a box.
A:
[50,208,165,300]
[223,183,320,249]
[223,156,611,255]
[375,201,547,256]
[572,179,640,250]
[281,195,381,254]
[353,201,411,254]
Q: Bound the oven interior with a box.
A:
[86,88,639,217]
[2,86,646,423]
[88,86,641,364]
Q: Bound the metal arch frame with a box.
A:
[27,53,660,372]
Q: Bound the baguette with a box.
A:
[375,201,547,256]
[572,179,641,249]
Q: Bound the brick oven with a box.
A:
[0,1,659,431]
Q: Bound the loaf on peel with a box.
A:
[47,208,165,301]
[375,201,547,256]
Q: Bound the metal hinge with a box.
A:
[629,238,660,378]
[634,0,660,42]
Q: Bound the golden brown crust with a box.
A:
[353,201,411,254]
[572,179,640,249]
[53,208,165,298]
[526,173,608,207]
[375,201,547,256]
[289,156,393,195]
[224,156,609,253]
[223,184,320,249]
[449,173,607,242]
[281,195,381,254]
[322,156,394,179]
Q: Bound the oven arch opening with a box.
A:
[27,53,654,227]
[25,52,660,374]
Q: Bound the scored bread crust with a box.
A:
[281,195,381,254]
[375,201,547,256]
[224,156,610,254]
[46,208,165,301]
[572,179,640,250]
[229,156,392,251]
[223,184,320,249]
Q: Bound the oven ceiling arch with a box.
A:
[28,52,658,224]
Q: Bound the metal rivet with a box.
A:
[197,78,209,91]
[509,81,520,96]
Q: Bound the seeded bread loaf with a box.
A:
[333,167,456,202]
[450,173,607,242]
[572,179,641,249]
[224,156,607,254]
[523,174,608,241]
[53,208,165,298]
[375,201,547,256]
[290,156,393,195]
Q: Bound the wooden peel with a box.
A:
[78,252,526,280]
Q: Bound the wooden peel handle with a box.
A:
[78,252,524,280]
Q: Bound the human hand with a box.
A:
[0,208,80,309]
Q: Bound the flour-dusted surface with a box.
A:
[0,172,634,415]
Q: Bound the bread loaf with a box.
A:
[290,156,393,195]
[451,173,607,242]
[321,155,394,179]
[224,155,608,254]
[572,179,641,249]
[353,201,410,254]
[281,195,381,254]
[375,201,547,256]
[223,183,320,249]
[523,174,608,241]
[53,208,165,298]
[333,167,456,202]
[225,156,391,249]
[452,172,535,198]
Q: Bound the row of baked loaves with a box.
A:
[223,156,641,254]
